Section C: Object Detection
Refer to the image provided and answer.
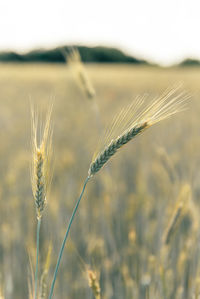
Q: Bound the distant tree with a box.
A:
[0,45,149,64]
[0,51,24,62]
[180,58,200,67]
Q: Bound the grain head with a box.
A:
[31,106,53,219]
[88,86,189,177]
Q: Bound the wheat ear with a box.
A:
[31,106,53,219]
[89,122,148,176]
[89,86,188,177]
[48,176,90,299]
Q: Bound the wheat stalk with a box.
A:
[49,86,188,298]
[31,106,53,299]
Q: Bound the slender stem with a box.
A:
[48,176,90,299]
[35,217,41,299]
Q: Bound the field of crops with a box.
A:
[0,63,200,299]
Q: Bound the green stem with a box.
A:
[48,176,90,299]
[35,217,41,299]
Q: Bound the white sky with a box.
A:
[0,0,199,65]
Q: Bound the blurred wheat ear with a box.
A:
[87,269,101,299]
[27,252,35,299]
[0,286,4,299]
[88,86,189,177]
[64,47,96,100]
[39,244,52,299]
[163,183,191,246]
[31,105,53,299]
[160,184,192,296]
[63,47,105,135]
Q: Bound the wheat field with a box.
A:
[0,63,200,298]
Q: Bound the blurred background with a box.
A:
[1,0,200,66]
[0,1,200,298]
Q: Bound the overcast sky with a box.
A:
[0,0,199,65]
